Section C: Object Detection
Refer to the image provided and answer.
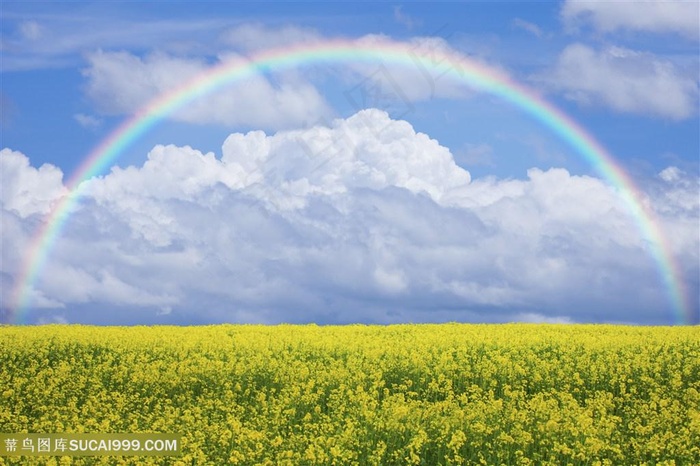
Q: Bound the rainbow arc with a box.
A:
[10,40,693,324]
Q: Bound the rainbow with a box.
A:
[9,39,694,324]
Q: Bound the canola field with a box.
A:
[0,324,698,465]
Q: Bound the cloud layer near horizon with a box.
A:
[2,111,698,325]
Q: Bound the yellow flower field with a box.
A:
[0,324,698,465]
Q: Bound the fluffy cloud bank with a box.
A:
[0,149,66,217]
[2,111,698,324]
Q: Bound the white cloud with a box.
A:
[538,43,698,119]
[19,20,43,41]
[74,113,102,129]
[81,33,488,130]
[659,166,683,184]
[2,112,698,324]
[39,263,178,308]
[649,166,699,259]
[514,312,574,324]
[562,0,700,39]
[3,14,229,71]
[512,18,544,38]
[457,143,494,167]
[221,23,321,52]
[393,6,420,30]
[83,50,205,115]
[340,34,480,107]
[0,148,66,217]
[83,49,333,130]
[37,314,69,325]
[84,110,470,211]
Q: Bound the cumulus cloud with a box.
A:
[2,111,698,325]
[83,49,333,130]
[562,0,700,39]
[538,43,698,119]
[0,148,66,217]
[84,109,470,213]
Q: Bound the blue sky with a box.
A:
[1,1,698,325]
